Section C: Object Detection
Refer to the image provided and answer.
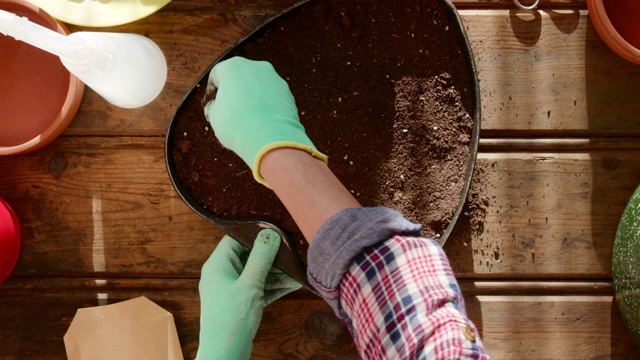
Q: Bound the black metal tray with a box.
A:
[165,0,481,293]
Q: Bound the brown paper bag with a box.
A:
[64,296,184,360]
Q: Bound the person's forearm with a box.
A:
[259,148,361,242]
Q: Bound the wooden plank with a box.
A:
[0,278,201,359]
[462,10,640,136]
[480,138,640,151]
[57,7,640,137]
[167,0,586,8]
[469,295,636,359]
[0,277,358,359]
[0,278,634,359]
[460,280,615,295]
[447,151,640,278]
[0,137,223,277]
[458,0,586,9]
[2,137,640,277]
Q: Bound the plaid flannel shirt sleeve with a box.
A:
[307,207,490,359]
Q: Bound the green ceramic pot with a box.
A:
[614,183,640,346]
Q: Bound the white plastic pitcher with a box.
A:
[0,9,167,108]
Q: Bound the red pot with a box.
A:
[0,0,84,155]
[0,197,20,284]
[588,0,640,65]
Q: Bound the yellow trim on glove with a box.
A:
[252,142,329,188]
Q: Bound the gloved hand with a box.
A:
[196,229,302,360]
[203,56,327,187]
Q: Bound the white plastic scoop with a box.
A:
[0,9,167,109]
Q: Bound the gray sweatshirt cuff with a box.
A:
[306,206,422,316]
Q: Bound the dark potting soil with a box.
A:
[171,0,475,261]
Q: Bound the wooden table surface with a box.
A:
[2,0,640,358]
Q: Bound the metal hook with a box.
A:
[513,0,540,10]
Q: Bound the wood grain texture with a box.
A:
[165,0,586,8]
[58,7,640,137]
[462,9,640,136]
[480,138,640,151]
[469,295,635,359]
[455,0,586,9]
[2,138,640,278]
[0,138,223,277]
[448,150,640,278]
[0,278,634,359]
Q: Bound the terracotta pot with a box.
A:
[0,0,84,155]
[0,197,20,284]
[587,0,640,65]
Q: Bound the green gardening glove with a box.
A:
[196,229,302,360]
[203,56,327,187]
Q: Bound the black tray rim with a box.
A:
[165,0,481,290]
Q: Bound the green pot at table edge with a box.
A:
[614,183,640,346]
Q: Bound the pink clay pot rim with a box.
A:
[587,0,640,65]
[0,0,85,156]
